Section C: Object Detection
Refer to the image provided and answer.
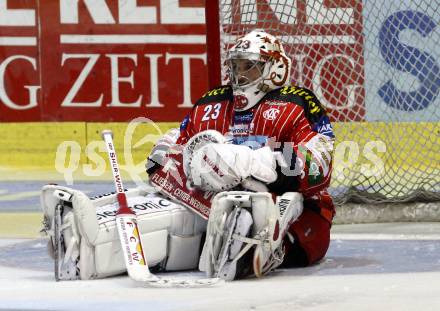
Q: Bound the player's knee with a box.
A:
[285,209,331,267]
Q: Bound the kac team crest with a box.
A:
[263,108,280,120]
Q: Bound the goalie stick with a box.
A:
[101,130,220,287]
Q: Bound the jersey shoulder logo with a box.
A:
[312,115,335,138]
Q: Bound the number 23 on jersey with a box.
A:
[201,103,222,121]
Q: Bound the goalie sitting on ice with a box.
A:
[40,29,335,281]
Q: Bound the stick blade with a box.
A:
[115,214,151,282]
[139,276,223,288]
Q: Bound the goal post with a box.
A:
[205,0,440,222]
[205,0,222,88]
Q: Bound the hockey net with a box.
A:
[206,0,440,221]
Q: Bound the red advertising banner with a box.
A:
[0,0,40,121]
[0,0,207,122]
[0,0,365,122]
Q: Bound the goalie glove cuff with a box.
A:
[145,128,181,176]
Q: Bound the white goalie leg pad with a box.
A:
[199,191,272,279]
[253,192,303,277]
[199,191,303,280]
[41,185,206,280]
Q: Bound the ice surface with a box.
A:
[1,224,440,311]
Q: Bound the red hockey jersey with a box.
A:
[177,84,335,223]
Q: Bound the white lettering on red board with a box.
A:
[59,0,205,24]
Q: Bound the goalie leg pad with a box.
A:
[165,234,203,271]
[41,185,207,280]
[199,191,272,280]
[216,207,254,280]
[253,192,303,277]
[199,191,303,280]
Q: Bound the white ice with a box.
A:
[1,223,440,311]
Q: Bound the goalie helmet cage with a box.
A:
[205,0,440,223]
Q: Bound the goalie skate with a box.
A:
[53,201,80,281]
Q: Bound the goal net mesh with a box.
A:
[216,0,440,204]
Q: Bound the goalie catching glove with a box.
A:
[184,130,278,191]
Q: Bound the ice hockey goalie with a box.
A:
[148,29,336,280]
[41,29,335,282]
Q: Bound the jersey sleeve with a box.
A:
[267,86,335,197]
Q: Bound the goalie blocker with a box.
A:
[41,185,206,280]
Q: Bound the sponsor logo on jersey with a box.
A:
[231,124,250,136]
[231,111,253,136]
[304,135,332,177]
[234,111,254,123]
[264,100,287,106]
[312,115,335,138]
[281,86,322,115]
[297,145,323,185]
[263,108,280,120]
[202,87,229,98]
[232,135,268,150]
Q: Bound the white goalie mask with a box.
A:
[227,30,292,111]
